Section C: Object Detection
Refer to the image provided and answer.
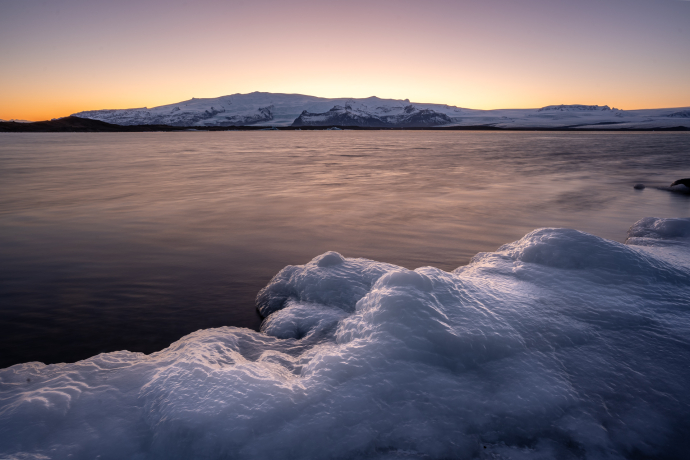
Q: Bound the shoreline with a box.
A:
[2,116,689,133]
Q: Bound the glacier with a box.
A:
[1,217,690,459]
[70,92,690,130]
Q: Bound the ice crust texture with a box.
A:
[2,218,690,460]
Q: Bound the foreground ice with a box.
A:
[1,218,690,459]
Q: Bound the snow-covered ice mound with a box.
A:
[2,218,690,459]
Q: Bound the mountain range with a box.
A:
[71,92,690,130]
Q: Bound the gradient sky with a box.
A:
[1,0,689,121]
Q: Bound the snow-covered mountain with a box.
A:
[71,92,690,129]
[72,93,462,128]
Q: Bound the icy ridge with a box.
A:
[1,218,689,459]
[537,104,614,112]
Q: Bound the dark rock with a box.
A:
[670,178,690,188]
[657,178,690,195]
[633,184,645,190]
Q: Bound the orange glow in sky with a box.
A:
[1,0,689,121]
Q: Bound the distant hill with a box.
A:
[0,117,188,133]
[0,118,32,123]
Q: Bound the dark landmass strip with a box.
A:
[0,117,188,132]
[1,116,688,132]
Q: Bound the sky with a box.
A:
[1,0,689,121]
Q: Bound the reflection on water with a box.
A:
[0,131,688,367]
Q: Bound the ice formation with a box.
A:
[1,218,690,459]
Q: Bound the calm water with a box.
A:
[1,131,689,368]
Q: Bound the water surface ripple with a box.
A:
[0,131,688,367]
